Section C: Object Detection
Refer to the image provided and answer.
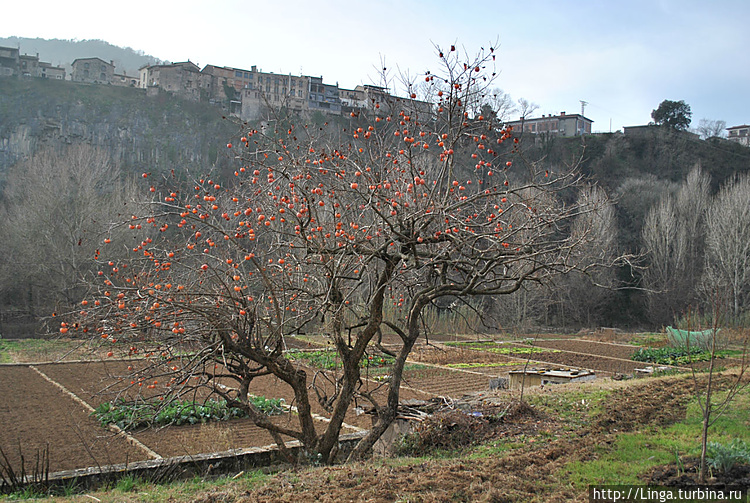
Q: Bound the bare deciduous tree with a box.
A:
[642,166,710,324]
[703,173,750,323]
[695,118,727,140]
[0,145,136,320]
[553,184,619,327]
[516,98,539,120]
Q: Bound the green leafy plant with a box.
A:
[707,439,750,473]
[631,346,715,365]
[93,397,284,430]
[286,349,394,370]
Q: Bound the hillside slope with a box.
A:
[0,77,237,178]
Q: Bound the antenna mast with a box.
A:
[580,100,588,117]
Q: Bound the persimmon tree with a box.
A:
[70,43,610,463]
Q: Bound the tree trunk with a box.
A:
[348,297,427,460]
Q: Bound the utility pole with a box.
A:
[579,100,589,135]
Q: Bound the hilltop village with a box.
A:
[0,44,602,135]
[0,46,430,123]
[2,44,749,144]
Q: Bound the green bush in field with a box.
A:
[93,396,284,430]
[707,439,750,473]
[631,346,715,365]
[286,349,394,370]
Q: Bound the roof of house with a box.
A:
[507,112,592,124]
[72,57,113,67]
[508,367,594,378]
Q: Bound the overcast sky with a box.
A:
[3,0,749,132]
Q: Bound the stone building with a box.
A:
[308,76,341,115]
[112,73,139,87]
[71,57,115,84]
[0,47,64,80]
[139,61,212,101]
[19,54,39,77]
[726,125,750,147]
[506,111,593,137]
[340,84,430,118]
[239,70,311,121]
[201,64,257,104]
[39,62,66,80]
[0,46,20,76]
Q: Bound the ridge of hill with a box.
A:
[0,36,163,75]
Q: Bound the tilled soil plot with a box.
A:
[409,345,525,366]
[400,366,494,397]
[130,415,338,459]
[409,342,645,376]
[37,360,145,407]
[520,350,645,374]
[0,366,149,474]
[526,339,640,360]
[2,359,444,473]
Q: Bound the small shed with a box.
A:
[508,367,595,389]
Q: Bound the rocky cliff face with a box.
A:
[0,78,237,177]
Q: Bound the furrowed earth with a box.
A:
[0,332,746,501]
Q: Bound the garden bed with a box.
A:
[524,339,640,360]
[5,333,735,476]
[0,366,149,475]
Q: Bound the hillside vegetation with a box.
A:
[0,78,237,177]
[0,79,749,335]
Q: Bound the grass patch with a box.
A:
[403,363,430,371]
[557,381,750,488]
[529,388,611,427]
[95,470,269,502]
[0,338,79,363]
[627,333,666,347]
[115,473,141,493]
[467,439,523,459]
